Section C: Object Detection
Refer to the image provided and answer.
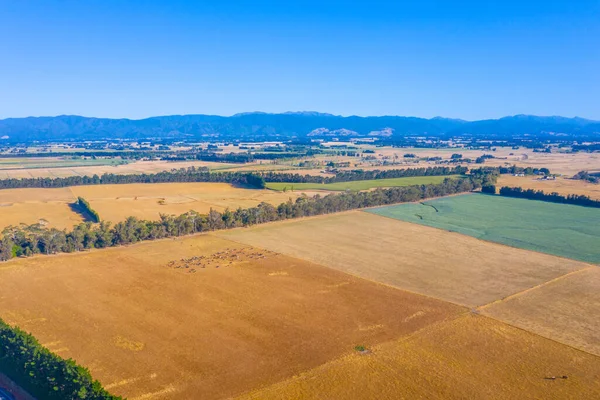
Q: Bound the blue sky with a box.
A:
[0,1,598,120]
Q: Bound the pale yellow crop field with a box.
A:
[483,267,600,356]
[217,211,589,307]
[497,175,600,200]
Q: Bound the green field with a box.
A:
[266,175,459,192]
[366,193,600,263]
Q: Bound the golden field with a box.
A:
[0,187,83,230]
[69,183,313,223]
[240,314,600,400]
[0,183,314,230]
[497,175,600,199]
[0,234,461,399]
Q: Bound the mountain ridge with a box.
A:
[0,113,598,142]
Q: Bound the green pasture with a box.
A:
[367,193,600,263]
[266,175,459,192]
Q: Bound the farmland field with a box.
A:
[217,211,589,307]
[497,175,600,200]
[483,267,600,356]
[265,175,458,191]
[0,234,461,399]
[0,183,310,230]
[0,187,84,230]
[0,159,242,179]
[70,183,312,223]
[367,193,600,263]
[0,156,129,170]
[240,314,600,400]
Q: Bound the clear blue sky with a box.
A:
[1,0,598,120]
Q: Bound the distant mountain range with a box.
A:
[0,113,598,142]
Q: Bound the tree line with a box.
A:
[0,166,464,190]
[76,197,101,223]
[498,186,600,208]
[260,166,468,184]
[0,176,484,262]
[0,318,120,399]
[572,170,600,184]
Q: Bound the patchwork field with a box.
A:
[0,234,461,399]
[367,193,600,263]
[497,175,600,200]
[265,175,458,192]
[217,211,589,307]
[240,314,600,400]
[483,266,600,356]
[69,183,310,223]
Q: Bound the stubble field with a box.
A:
[70,183,311,223]
[240,314,600,400]
[497,175,600,200]
[0,187,84,230]
[0,234,461,399]
[483,266,600,356]
[0,183,311,230]
[217,211,589,307]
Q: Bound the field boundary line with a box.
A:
[479,311,600,358]
[476,266,595,311]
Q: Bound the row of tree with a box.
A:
[76,197,101,223]
[0,166,463,190]
[259,166,468,183]
[572,170,600,184]
[0,318,120,399]
[0,177,481,262]
[498,186,600,208]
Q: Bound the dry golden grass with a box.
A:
[0,187,75,203]
[0,234,461,400]
[239,314,600,400]
[497,175,600,200]
[483,267,600,356]
[0,202,84,231]
[0,187,83,230]
[217,211,589,307]
[69,183,309,223]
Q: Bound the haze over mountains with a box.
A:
[0,113,598,142]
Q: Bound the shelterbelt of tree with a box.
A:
[0,318,120,399]
[0,165,468,190]
[497,186,600,208]
[0,176,485,262]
